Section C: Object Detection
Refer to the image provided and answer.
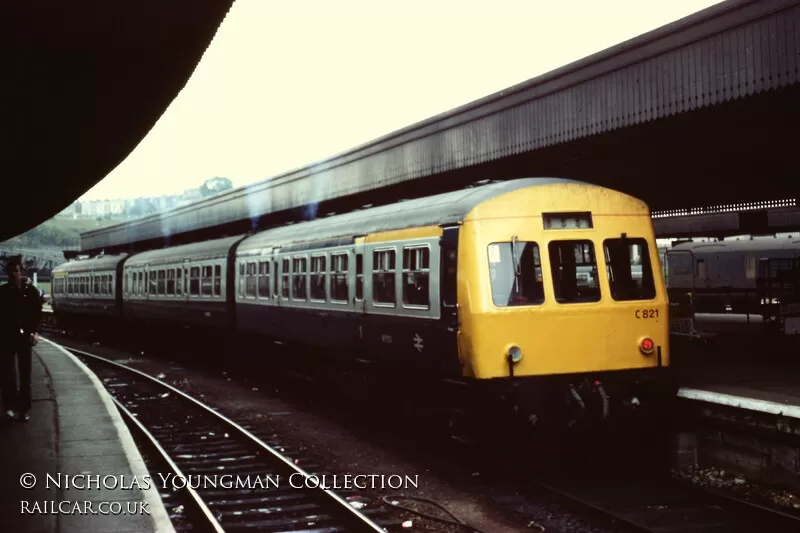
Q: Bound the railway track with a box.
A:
[530,475,800,533]
[48,329,800,533]
[66,346,399,533]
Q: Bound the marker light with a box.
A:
[639,337,655,355]
[507,346,523,363]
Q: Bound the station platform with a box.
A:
[0,337,175,533]
[674,354,800,490]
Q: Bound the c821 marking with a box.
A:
[635,308,659,319]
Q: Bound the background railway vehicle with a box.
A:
[50,253,128,334]
[50,177,674,456]
[664,238,800,317]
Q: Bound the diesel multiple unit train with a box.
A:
[50,178,673,435]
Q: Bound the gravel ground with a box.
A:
[673,466,800,513]
[53,335,624,533]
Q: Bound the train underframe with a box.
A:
[48,311,677,471]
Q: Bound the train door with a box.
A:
[353,240,366,314]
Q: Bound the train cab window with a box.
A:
[372,249,396,305]
[176,269,183,295]
[330,253,349,303]
[190,267,200,295]
[488,241,544,307]
[310,256,326,301]
[201,266,213,296]
[213,265,222,296]
[281,259,290,299]
[548,240,600,304]
[355,253,364,301]
[603,238,656,301]
[245,262,257,297]
[402,247,430,308]
[292,257,308,300]
[258,261,270,299]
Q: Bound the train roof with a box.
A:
[670,238,800,253]
[52,253,128,274]
[238,177,583,253]
[124,235,245,268]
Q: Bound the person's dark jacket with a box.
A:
[0,282,43,338]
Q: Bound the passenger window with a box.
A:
[604,238,656,301]
[149,271,157,295]
[246,262,257,297]
[167,269,175,295]
[696,259,706,278]
[213,265,221,296]
[281,259,290,298]
[548,240,600,303]
[372,249,396,305]
[330,253,349,302]
[190,267,200,295]
[744,254,756,280]
[488,242,544,307]
[158,269,166,295]
[310,256,326,301]
[402,247,430,308]
[258,261,271,298]
[293,257,308,300]
[176,269,183,295]
[355,253,363,300]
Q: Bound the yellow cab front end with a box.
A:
[456,181,673,427]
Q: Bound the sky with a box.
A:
[79,0,725,201]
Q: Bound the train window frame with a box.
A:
[189,266,201,296]
[176,268,183,296]
[547,240,601,304]
[355,252,364,302]
[157,269,166,296]
[330,252,349,304]
[201,265,213,297]
[213,264,222,297]
[245,261,257,298]
[402,245,431,309]
[280,258,290,299]
[744,254,756,280]
[309,254,327,302]
[603,238,657,302]
[372,248,397,307]
[487,241,545,307]
[292,256,308,301]
[258,259,271,300]
[149,270,157,296]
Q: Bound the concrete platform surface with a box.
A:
[0,337,175,533]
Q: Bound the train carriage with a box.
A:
[665,238,800,314]
[50,253,128,330]
[121,236,244,329]
[233,178,672,428]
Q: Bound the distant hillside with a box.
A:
[1,216,125,249]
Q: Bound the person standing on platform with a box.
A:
[0,256,42,422]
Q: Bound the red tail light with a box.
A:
[639,337,655,355]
